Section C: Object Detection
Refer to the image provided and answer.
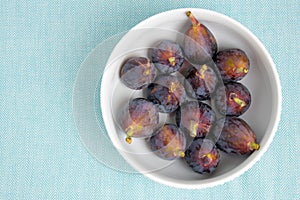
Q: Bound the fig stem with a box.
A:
[143,68,150,76]
[235,65,248,74]
[174,149,185,157]
[198,64,208,79]
[229,92,246,108]
[169,82,179,93]
[124,124,142,144]
[249,142,260,150]
[189,120,198,137]
[179,151,185,158]
[168,56,176,66]
[206,153,212,159]
[234,97,246,107]
[125,136,132,144]
[186,11,200,26]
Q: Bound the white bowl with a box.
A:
[100,8,281,189]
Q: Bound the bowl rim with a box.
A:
[101,8,282,189]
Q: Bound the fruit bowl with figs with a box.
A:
[100,8,281,189]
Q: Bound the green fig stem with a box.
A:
[189,120,198,137]
[174,148,185,157]
[235,65,249,74]
[199,64,207,79]
[205,153,212,159]
[249,142,260,150]
[179,151,185,158]
[229,92,246,108]
[168,56,176,66]
[125,130,133,144]
[143,68,150,76]
[195,64,208,80]
[169,82,179,93]
[124,124,143,144]
[186,11,200,26]
[233,97,246,107]
[235,67,245,73]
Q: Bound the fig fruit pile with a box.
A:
[117,11,259,175]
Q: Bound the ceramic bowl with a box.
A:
[100,8,281,189]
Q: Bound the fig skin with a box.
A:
[120,57,157,90]
[184,138,220,174]
[213,48,250,82]
[215,81,251,116]
[184,64,218,101]
[151,40,184,74]
[183,11,218,65]
[146,75,186,113]
[214,117,260,155]
[150,124,186,160]
[175,101,216,138]
[118,98,159,144]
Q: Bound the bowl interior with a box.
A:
[100,8,281,188]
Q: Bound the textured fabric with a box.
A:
[0,0,299,199]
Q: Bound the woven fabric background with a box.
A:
[1,0,299,199]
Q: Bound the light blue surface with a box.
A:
[1,1,299,199]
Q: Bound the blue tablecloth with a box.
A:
[1,1,299,199]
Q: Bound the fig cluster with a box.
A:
[117,11,259,175]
